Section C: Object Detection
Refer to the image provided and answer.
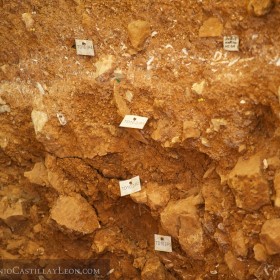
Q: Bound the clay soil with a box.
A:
[1,0,280,279]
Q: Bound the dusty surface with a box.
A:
[1,0,280,279]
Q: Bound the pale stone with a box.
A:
[141,257,166,280]
[260,219,280,255]
[199,18,223,37]
[182,120,200,140]
[128,20,150,50]
[31,110,48,134]
[94,55,115,78]
[24,162,49,186]
[231,230,248,257]
[224,251,246,280]
[211,118,227,132]
[146,183,170,210]
[227,154,270,211]
[192,80,205,95]
[0,105,10,113]
[160,195,205,259]
[50,195,100,234]
[248,0,274,16]
[0,197,26,225]
[22,13,34,29]
[253,243,267,262]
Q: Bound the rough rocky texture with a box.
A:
[1,0,280,279]
[226,154,271,211]
[260,218,280,255]
[248,0,275,16]
[50,195,100,234]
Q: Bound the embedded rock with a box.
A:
[24,162,49,186]
[199,18,223,37]
[253,243,267,262]
[227,155,270,211]
[260,219,280,255]
[224,251,246,280]
[141,257,166,280]
[127,20,150,50]
[160,195,205,259]
[50,195,100,234]
[273,171,280,207]
[248,0,274,16]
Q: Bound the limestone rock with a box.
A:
[0,104,10,113]
[259,218,280,255]
[94,55,115,78]
[227,154,270,211]
[0,197,26,225]
[178,214,204,260]
[50,195,100,234]
[160,195,205,259]
[211,118,227,132]
[146,183,170,210]
[31,110,48,134]
[199,18,223,37]
[24,162,49,186]
[182,120,200,140]
[273,171,280,207]
[247,0,274,17]
[128,20,151,50]
[22,13,34,29]
[191,80,206,95]
[224,251,246,280]
[231,230,248,257]
[141,257,166,280]
[253,243,267,262]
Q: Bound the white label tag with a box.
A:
[56,113,67,126]
[75,39,95,56]
[119,176,141,196]
[119,115,148,129]
[223,36,239,51]
[154,234,172,252]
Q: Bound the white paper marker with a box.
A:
[119,176,141,196]
[75,39,95,56]
[223,35,239,52]
[154,234,172,252]
[119,115,148,129]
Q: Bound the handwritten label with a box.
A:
[223,35,239,52]
[75,39,95,56]
[154,234,172,252]
[57,113,67,126]
[119,176,141,196]
[119,115,148,129]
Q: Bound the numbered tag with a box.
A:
[223,35,239,51]
[119,176,141,196]
[154,234,172,252]
[75,39,95,56]
[57,112,67,126]
[119,115,148,129]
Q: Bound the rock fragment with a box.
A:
[182,120,200,140]
[0,105,10,113]
[231,230,248,257]
[22,13,34,29]
[160,195,205,259]
[0,197,26,226]
[128,20,151,50]
[141,257,166,280]
[199,18,223,37]
[50,195,100,234]
[31,110,48,134]
[227,154,270,211]
[253,243,267,262]
[191,80,206,95]
[260,219,280,255]
[24,162,49,186]
[224,251,246,280]
[247,0,274,16]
